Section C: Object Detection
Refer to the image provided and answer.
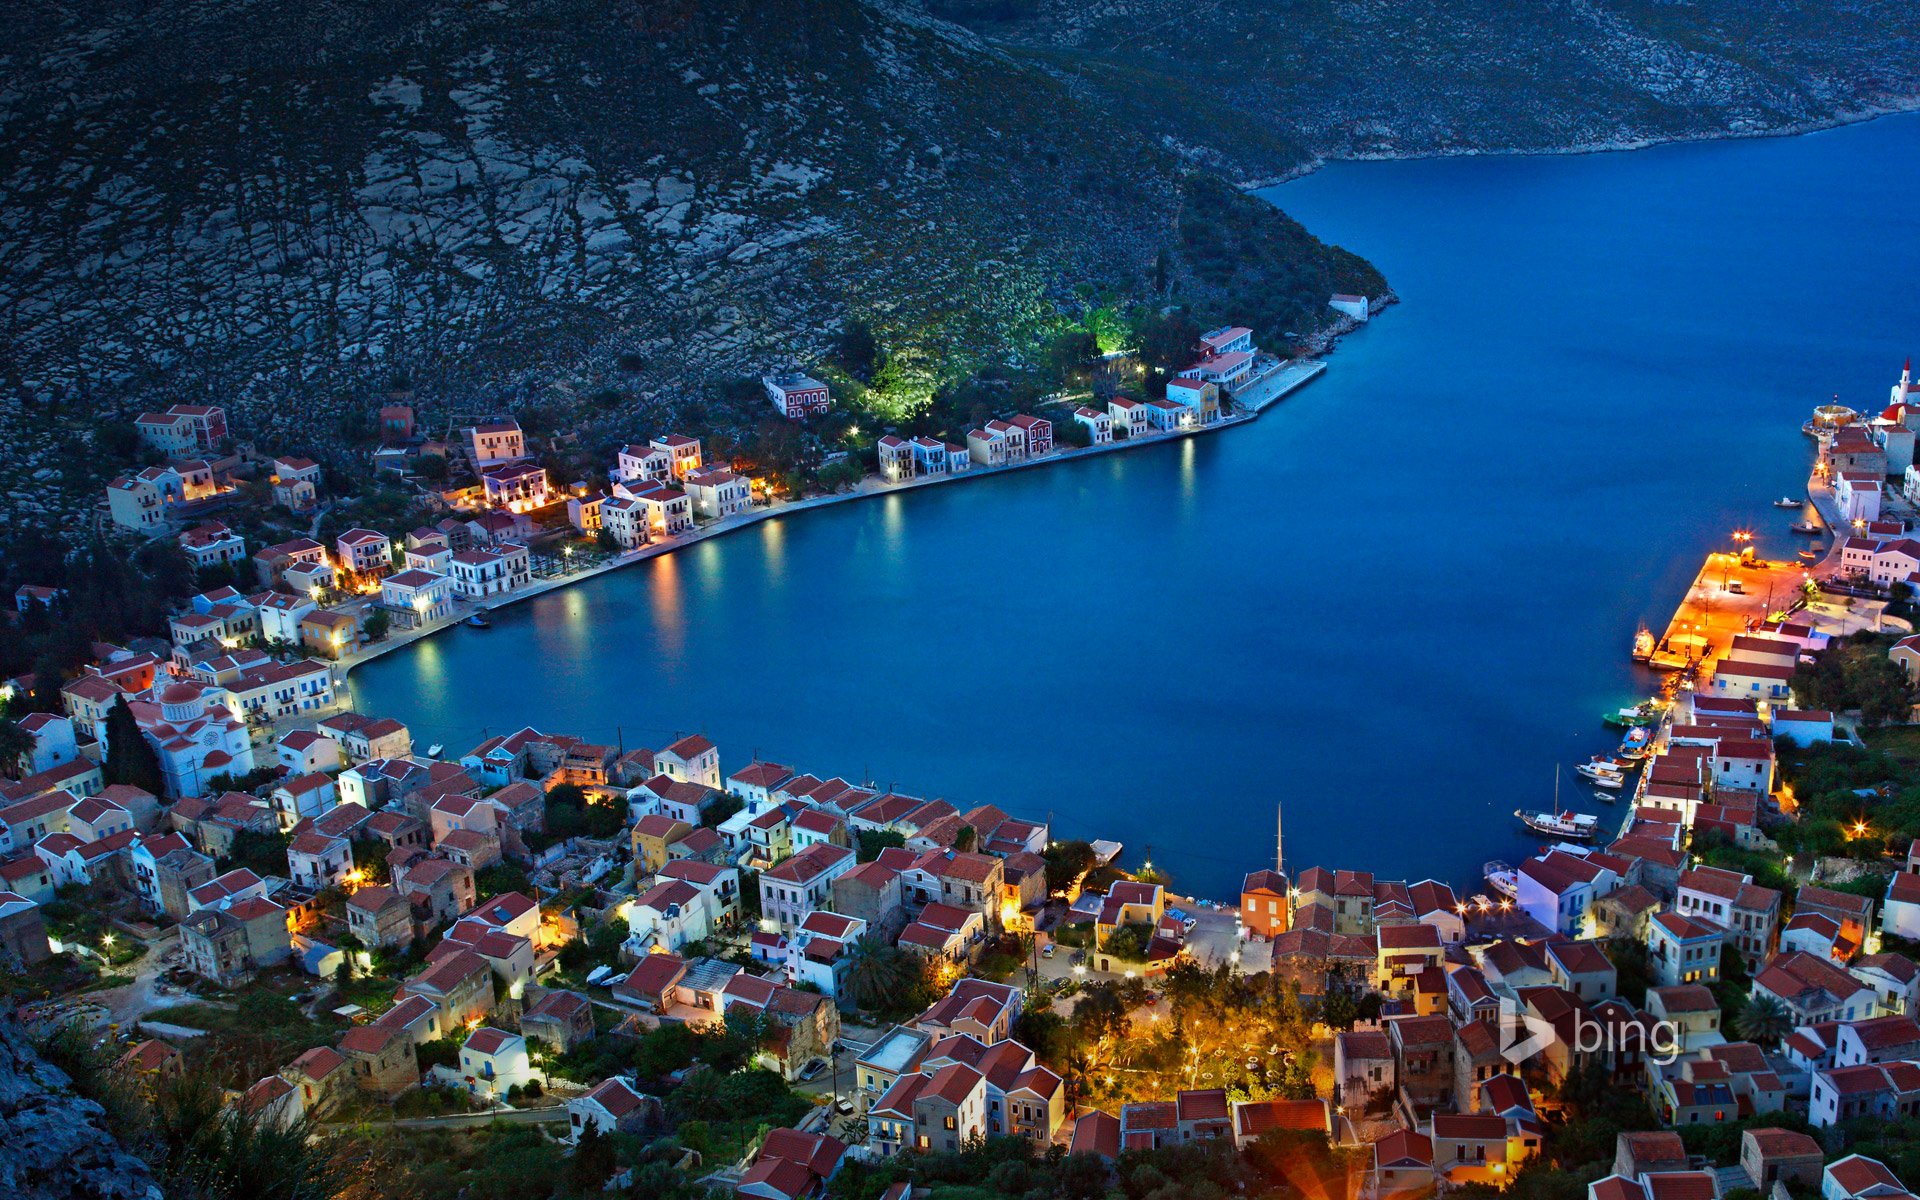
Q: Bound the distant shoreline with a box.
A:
[1240,97,1920,192]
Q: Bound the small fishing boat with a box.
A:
[1515,809,1600,840]
[1798,549,1821,562]
[1468,893,1495,912]
[1578,768,1626,790]
[1621,725,1652,748]
[1591,754,1637,771]
[1774,497,1802,508]
[1594,789,1618,803]
[1483,861,1520,899]
[1791,521,1822,535]
[425,744,443,759]
[1631,625,1655,662]
[466,610,492,628]
[1602,707,1657,729]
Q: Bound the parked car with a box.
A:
[799,1058,829,1081]
[1041,943,1055,959]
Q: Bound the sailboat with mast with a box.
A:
[1515,765,1599,841]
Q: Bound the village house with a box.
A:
[1072,406,1114,444]
[178,895,291,986]
[683,467,751,519]
[270,456,323,511]
[566,1078,656,1143]
[763,372,832,419]
[1756,952,1877,1027]
[446,543,532,599]
[380,569,457,625]
[760,843,856,933]
[135,404,228,456]
[480,462,551,513]
[520,988,595,1053]
[1676,866,1781,962]
[1648,911,1723,988]
[179,521,247,571]
[457,1027,540,1098]
[465,419,525,465]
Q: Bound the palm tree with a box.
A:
[1735,992,1791,1046]
[842,938,916,1013]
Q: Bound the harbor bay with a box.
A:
[350,113,1920,901]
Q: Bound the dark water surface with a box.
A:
[353,115,1920,899]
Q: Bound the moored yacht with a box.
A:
[1514,809,1600,840]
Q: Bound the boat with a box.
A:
[425,744,443,759]
[466,610,492,628]
[1468,893,1495,912]
[1577,766,1626,790]
[1774,497,1802,508]
[1631,625,1655,662]
[1515,809,1600,840]
[1798,549,1821,562]
[1602,707,1657,729]
[1594,789,1618,803]
[1483,860,1520,900]
[1791,521,1822,535]
[1620,725,1652,749]
[1590,754,1637,771]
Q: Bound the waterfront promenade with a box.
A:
[330,360,1329,681]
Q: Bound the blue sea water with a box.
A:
[351,114,1920,900]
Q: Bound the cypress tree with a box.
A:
[103,695,164,795]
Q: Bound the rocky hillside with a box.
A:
[937,0,1920,180]
[0,1016,161,1200]
[6,1,1917,524]
[0,0,1378,521]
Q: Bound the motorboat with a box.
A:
[466,610,492,628]
[1515,809,1600,840]
[1594,789,1618,804]
[1774,497,1802,508]
[425,744,443,759]
[1791,521,1822,535]
[1576,761,1625,788]
[1631,626,1655,662]
[1483,861,1520,899]
[1798,549,1821,562]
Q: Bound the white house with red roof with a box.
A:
[760,843,855,933]
[179,521,247,571]
[14,712,78,777]
[1516,849,1619,938]
[566,1077,655,1142]
[876,435,913,482]
[381,569,456,624]
[480,462,551,513]
[653,734,720,788]
[135,404,227,456]
[457,1026,540,1098]
[1755,951,1877,1027]
[334,529,394,578]
[1823,1152,1911,1200]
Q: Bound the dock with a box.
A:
[1647,551,1809,673]
[1236,359,1326,413]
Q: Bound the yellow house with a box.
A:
[633,814,693,874]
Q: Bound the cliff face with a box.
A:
[936,0,1920,179]
[0,1018,162,1200]
[2,0,1916,521]
[0,0,1373,521]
